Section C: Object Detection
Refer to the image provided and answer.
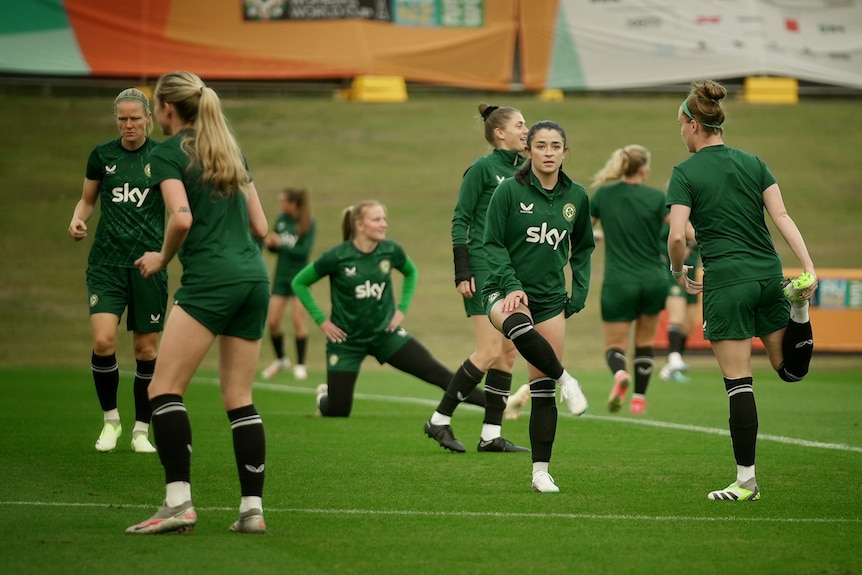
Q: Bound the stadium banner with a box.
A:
[545,0,862,90]
[243,0,393,21]
[1,0,861,90]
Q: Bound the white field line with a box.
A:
[1,501,860,524]
[226,377,862,455]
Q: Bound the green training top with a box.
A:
[451,148,523,272]
[591,181,668,284]
[148,131,268,288]
[85,137,164,267]
[270,214,317,281]
[667,144,781,290]
[291,239,417,343]
[483,170,594,314]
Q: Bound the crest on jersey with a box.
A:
[562,203,576,222]
[144,163,151,178]
[89,294,99,307]
[379,259,391,274]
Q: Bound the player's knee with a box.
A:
[501,313,533,341]
[777,363,806,383]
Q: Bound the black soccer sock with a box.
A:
[725,377,758,467]
[133,358,156,423]
[633,346,654,396]
[668,325,686,355]
[228,405,266,498]
[319,371,358,417]
[151,394,192,484]
[271,334,284,359]
[91,351,119,412]
[388,339,485,407]
[605,348,627,375]
[295,336,308,365]
[436,359,484,416]
[483,369,512,426]
[777,319,814,382]
[528,378,557,463]
[502,313,563,379]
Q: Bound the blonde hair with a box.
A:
[153,71,248,196]
[591,144,650,188]
[114,87,153,135]
[341,200,384,241]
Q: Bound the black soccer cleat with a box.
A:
[424,420,466,453]
[477,437,530,453]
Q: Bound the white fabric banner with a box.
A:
[548,0,862,90]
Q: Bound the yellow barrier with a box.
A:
[743,76,799,104]
[346,75,408,103]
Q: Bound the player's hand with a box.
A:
[502,290,528,312]
[69,219,88,241]
[675,265,703,295]
[135,251,166,278]
[320,319,347,343]
[385,310,404,333]
[456,278,475,298]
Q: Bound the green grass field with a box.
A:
[1,363,860,575]
[0,88,860,573]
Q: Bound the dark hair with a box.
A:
[683,80,727,133]
[514,120,567,185]
[478,103,521,147]
[281,187,312,236]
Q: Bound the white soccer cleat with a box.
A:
[293,364,308,380]
[131,432,157,453]
[531,471,560,493]
[558,371,588,416]
[126,500,198,535]
[95,421,122,452]
[503,384,531,420]
[229,509,266,534]
[315,383,328,415]
[262,358,290,379]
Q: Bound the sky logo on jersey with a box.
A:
[279,231,298,248]
[111,183,151,207]
[355,281,386,300]
[526,222,567,250]
[519,202,534,214]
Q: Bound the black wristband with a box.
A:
[453,245,471,285]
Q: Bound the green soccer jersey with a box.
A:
[591,181,668,284]
[483,170,594,313]
[85,137,164,267]
[667,144,782,290]
[302,240,412,343]
[271,215,317,281]
[451,148,523,272]
[149,131,268,287]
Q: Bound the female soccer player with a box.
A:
[128,71,270,534]
[482,120,594,493]
[667,79,816,502]
[261,187,316,381]
[291,200,484,418]
[590,145,669,415]
[424,103,530,455]
[68,88,165,454]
